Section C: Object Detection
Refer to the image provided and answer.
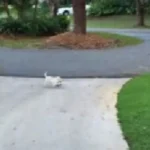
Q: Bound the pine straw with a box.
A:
[45,32,117,49]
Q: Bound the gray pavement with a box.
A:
[0,28,150,77]
[0,77,129,150]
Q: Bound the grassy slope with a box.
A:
[69,15,150,28]
[86,15,150,28]
[0,36,46,49]
[117,74,150,150]
[96,32,142,47]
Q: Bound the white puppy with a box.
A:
[44,72,62,88]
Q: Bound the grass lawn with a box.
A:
[95,32,142,47]
[117,74,150,150]
[80,15,150,28]
[0,32,142,49]
[0,36,47,49]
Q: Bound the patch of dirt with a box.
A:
[44,32,118,49]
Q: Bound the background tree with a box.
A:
[33,0,39,21]
[3,0,10,18]
[136,0,146,26]
[9,0,35,19]
[46,0,59,16]
[72,0,86,34]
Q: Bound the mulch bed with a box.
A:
[44,32,118,49]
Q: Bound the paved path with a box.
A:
[0,28,150,77]
[0,77,129,150]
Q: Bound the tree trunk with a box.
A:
[47,0,59,17]
[33,0,38,21]
[136,0,145,26]
[53,3,59,16]
[16,0,24,20]
[3,0,10,18]
[72,0,86,34]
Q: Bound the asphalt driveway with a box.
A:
[0,28,150,77]
[0,77,129,150]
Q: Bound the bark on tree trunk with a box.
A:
[136,0,145,26]
[72,0,86,34]
[53,3,58,16]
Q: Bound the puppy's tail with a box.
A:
[44,72,47,78]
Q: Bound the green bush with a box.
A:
[56,15,70,32]
[0,15,70,36]
[0,19,26,34]
[88,0,150,17]
[88,0,135,16]
[0,6,4,13]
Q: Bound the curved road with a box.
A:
[0,28,150,77]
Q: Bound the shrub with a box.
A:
[0,19,27,34]
[0,6,4,13]
[56,15,71,32]
[88,0,150,17]
[88,0,135,16]
[0,15,70,36]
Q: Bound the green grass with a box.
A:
[95,32,143,47]
[117,74,150,150]
[0,32,142,49]
[0,36,46,49]
[71,15,150,28]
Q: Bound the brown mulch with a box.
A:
[45,32,118,49]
